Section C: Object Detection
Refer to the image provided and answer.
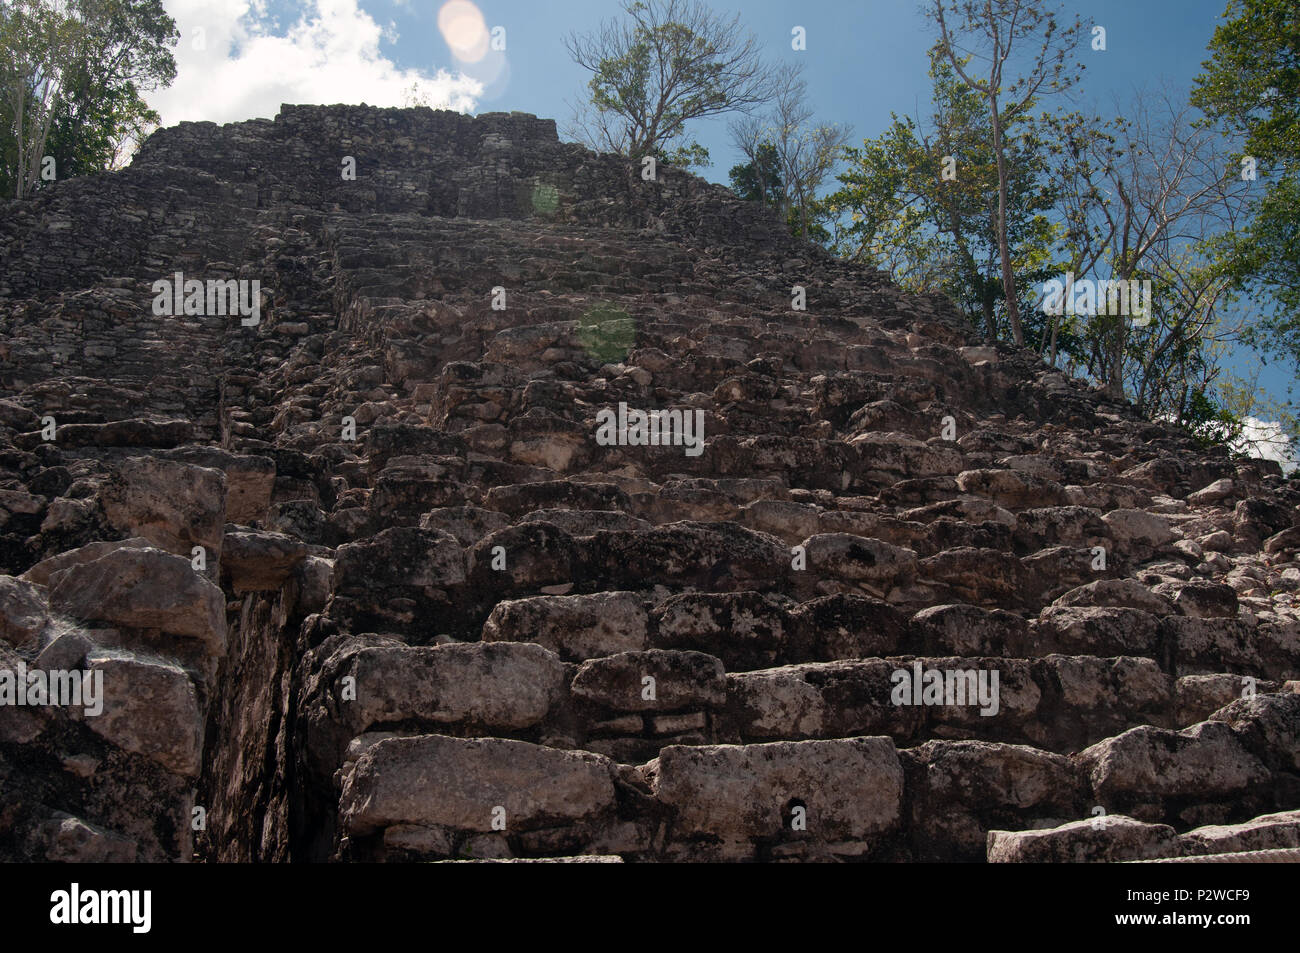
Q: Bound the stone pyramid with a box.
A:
[1,105,1298,863]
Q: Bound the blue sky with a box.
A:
[359,0,1236,181]
[147,0,1292,451]
[175,0,1235,184]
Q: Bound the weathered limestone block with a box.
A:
[988,815,1180,863]
[1232,498,1294,548]
[1013,505,1107,552]
[508,417,593,473]
[904,740,1084,861]
[17,418,192,451]
[339,735,617,837]
[1162,616,1260,674]
[1151,580,1238,619]
[0,642,51,744]
[482,591,648,661]
[910,603,1028,656]
[0,488,45,517]
[368,461,469,524]
[588,522,788,592]
[418,505,511,546]
[1186,477,1235,505]
[47,547,226,673]
[1102,508,1177,554]
[332,527,465,596]
[650,737,904,843]
[1035,606,1162,659]
[0,574,49,649]
[920,547,1023,606]
[160,447,275,524]
[800,533,918,590]
[1039,655,1174,746]
[21,536,153,587]
[1078,721,1269,802]
[486,480,628,518]
[786,593,909,660]
[723,666,832,741]
[1174,674,1259,725]
[1051,578,1175,616]
[518,508,649,535]
[957,469,1069,509]
[466,522,579,594]
[99,456,226,564]
[85,651,203,778]
[1018,546,1103,606]
[1178,809,1300,855]
[342,641,567,732]
[651,590,791,671]
[571,649,726,713]
[364,423,467,477]
[221,529,312,592]
[40,812,141,863]
[849,432,964,479]
[1208,692,1300,773]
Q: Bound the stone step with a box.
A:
[989,808,1300,863]
[293,624,1294,772]
[5,104,1298,865]
[324,691,1299,861]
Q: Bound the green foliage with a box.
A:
[46,0,178,178]
[565,0,775,161]
[1191,0,1300,367]
[1181,387,1247,451]
[1192,0,1299,164]
[732,141,839,242]
[728,68,851,242]
[657,140,711,170]
[729,141,782,205]
[0,0,177,196]
[577,304,637,365]
[824,51,1058,340]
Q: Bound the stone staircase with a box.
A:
[1,105,1297,863]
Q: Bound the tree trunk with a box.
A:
[988,96,1023,346]
[15,77,27,199]
[1106,318,1126,399]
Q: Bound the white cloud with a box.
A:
[145,0,482,126]
[1233,417,1298,475]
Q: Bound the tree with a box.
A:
[0,0,177,197]
[0,0,84,197]
[1035,108,1120,366]
[44,0,178,179]
[824,51,1057,340]
[564,0,779,166]
[1191,0,1300,369]
[729,140,782,207]
[1051,86,1251,401]
[927,0,1089,346]
[729,66,851,240]
[1120,251,1242,428]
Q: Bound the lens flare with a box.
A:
[438,0,490,64]
[578,304,636,365]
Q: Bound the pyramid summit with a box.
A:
[1,104,1298,864]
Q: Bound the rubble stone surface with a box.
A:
[1,105,1297,862]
